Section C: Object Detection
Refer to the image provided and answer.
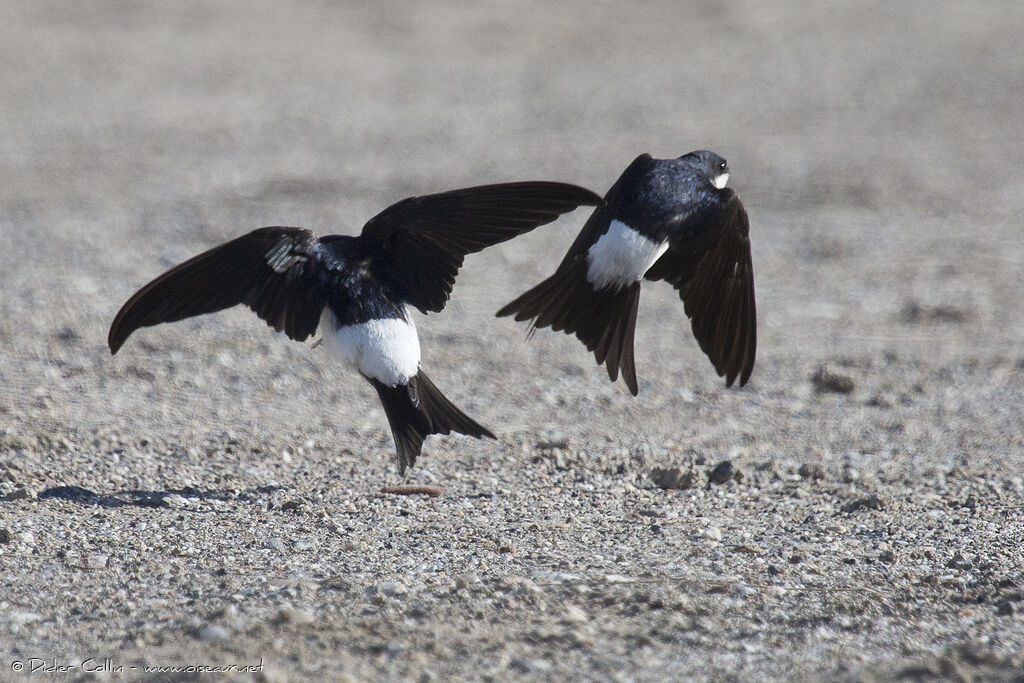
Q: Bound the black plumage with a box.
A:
[109,181,602,473]
[498,152,756,395]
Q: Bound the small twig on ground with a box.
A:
[380,485,443,497]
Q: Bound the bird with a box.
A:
[496,151,756,395]
[108,181,603,474]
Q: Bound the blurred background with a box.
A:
[1,0,1022,468]
[2,2,1023,678]
[2,1,1022,445]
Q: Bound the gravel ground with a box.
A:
[2,2,1024,681]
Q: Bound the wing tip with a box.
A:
[107,322,129,355]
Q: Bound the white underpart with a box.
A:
[320,309,420,387]
[586,219,669,290]
[713,172,729,189]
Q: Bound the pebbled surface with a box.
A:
[1,2,1023,681]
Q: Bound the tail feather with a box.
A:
[369,379,431,474]
[497,259,642,395]
[368,371,494,475]
[619,300,639,393]
[416,371,495,440]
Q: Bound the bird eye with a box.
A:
[718,161,727,170]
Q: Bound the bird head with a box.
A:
[680,150,729,189]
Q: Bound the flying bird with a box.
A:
[109,182,602,473]
[497,151,755,395]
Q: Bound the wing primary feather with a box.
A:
[108,227,324,353]
[362,182,602,314]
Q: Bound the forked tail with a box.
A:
[369,370,495,474]
[497,259,642,395]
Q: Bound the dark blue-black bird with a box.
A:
[497,151,756,395]
[108,182,602,473]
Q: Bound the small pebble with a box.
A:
[650,466,695,490]
[163,494,190,509]
[708,460,739,485]
[196,623,229,642]
[561,605,588,624]
[946,553,972,571]
[900,301,970,324]
[605,574,633,584]
[86,554,109,570]
[454,574,480,591]
[812,366,855,394]
[5,487,33,501]
[797,463,825,480]
[377,581,408,597]
[7,611,42,630]
[841,495,885,513]
[274,608,316,626]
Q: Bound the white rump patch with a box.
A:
[713,172,729,189]
[586,220,669,290]
[320,309,420,386]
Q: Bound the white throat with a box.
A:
[713,172,729,189]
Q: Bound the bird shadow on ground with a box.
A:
[35,484,288,509]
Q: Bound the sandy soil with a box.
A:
[2,1,1023,680]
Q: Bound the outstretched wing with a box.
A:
[645,190,756,387]
[108,227,325,353]
[360,182,603,313]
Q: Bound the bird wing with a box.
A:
[644,190,756,387]
[359,182,603,313]
[554,153,653,269]
[108,227,325,353]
